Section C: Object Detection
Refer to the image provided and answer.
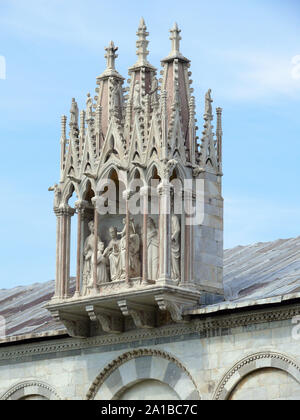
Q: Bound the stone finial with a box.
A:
[162,22,189,63]
[216,107,223,170]
[61,115,67,140]
[97,41,124,80]
[216,107,223,132]
[130,18,155,70]
[136,17,150,66]
[105,41,118,71]
[170,23,181,57]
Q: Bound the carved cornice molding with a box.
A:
[85,348,200,400]
[213,351,300,400]
[193,304,300,332]
[1,303,299,362]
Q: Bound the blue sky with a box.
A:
[0,0,299,288]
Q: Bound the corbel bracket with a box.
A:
[155,294,191,324]
[51,309,89,338]
[85,305,123,334]
[118,300,155,329]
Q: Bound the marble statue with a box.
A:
[70,98,79,127]
[111,80,120,109]
[86,93,93,120]
[104,227,121,282]
[171,215,181,282]
[149,76,158,106]
[48,184,61,209]
[119,218,141,279]
[95,242,109,285]
[82,221,97,295]
[205,89,213,116]
[133,82,141,109]
[147,217,159,281]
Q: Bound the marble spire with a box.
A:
[98,40,124,79]
[131,18,155,69]
[162,22,189,62]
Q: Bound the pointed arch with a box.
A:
[61,181,78,205]
[146,162,161,184]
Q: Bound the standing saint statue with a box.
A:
[104,226,121,281]
[86,93,93,120]
[149,76,158,106]
[171,214,181,282]
[94,241,109,285]
[119,218,141,279]
[70,98,79,127]
[133,81,141,109]
[111,80,120,110]
[82,221,97,296]
[147,218,159,281]
[204,89,213,117]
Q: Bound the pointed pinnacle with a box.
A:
[130,18,155,70]
[162,22,189,63]
[105,40,118,70]
[139,17,146,30]
[170,22,182,56]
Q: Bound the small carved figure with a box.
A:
[119,218,141,279]
[104,227,121,281]
[48,184,61,209]
[171,214,181,282]
[133,81,141,109]
[147,217,159,281]
[149,76,158,106]
[70,98,79,127]
[111,80,120,109]
[205,89,213,116]
[95,242,109,285]
[86,93,93,120]
[82,221,97,295]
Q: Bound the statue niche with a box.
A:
[82,221,95,295]
[104,226,121,282]
[147,217,159,281]
[119,218,141,279]
[171,214,181,283]
[82,221,109,295]
[94,241,109,285]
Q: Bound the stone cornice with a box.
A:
[0,303,299,362]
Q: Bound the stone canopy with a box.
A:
[46,19,224,338]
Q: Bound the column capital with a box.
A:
[75,200,89,211]
[55,205,76,217]
[157,180,173,196]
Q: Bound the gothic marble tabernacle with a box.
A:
[1,19,297,402]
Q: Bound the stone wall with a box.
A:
[0,315,300,400]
